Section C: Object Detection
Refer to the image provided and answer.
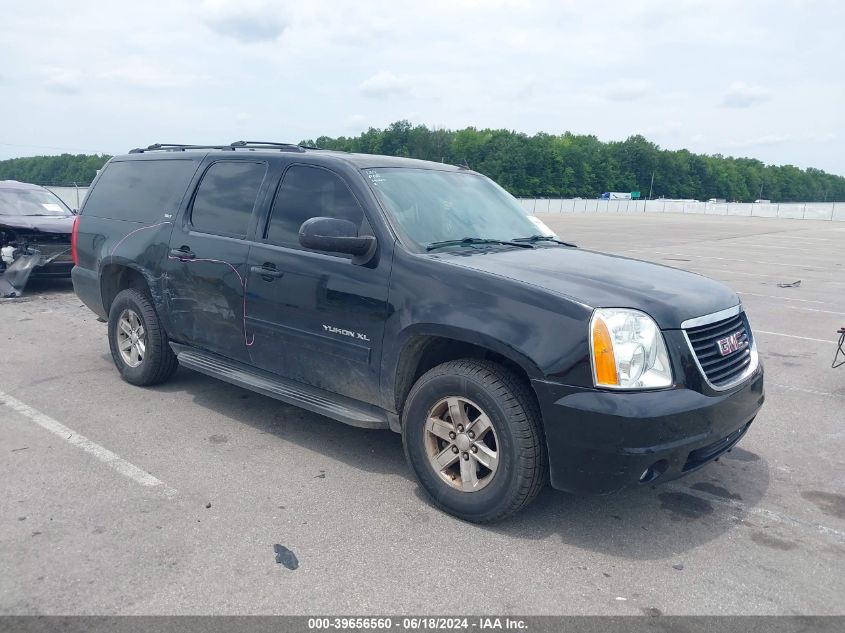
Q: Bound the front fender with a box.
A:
[381,249,594,412]
[384,322,553,421]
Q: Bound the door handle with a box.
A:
[170,246,196,260]
[250,263,284,281]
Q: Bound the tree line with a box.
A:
[303,121,844,202]
[2,122,842,202]
[0,153,111,188]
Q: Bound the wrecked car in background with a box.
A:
[0,180,75,297]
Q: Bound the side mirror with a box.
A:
[299,217,376,259]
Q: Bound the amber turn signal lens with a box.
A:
[592,316,619,386]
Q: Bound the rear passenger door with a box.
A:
[165,159,270,362]
[245,163,391,405]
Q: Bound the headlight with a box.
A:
[590,308,673,389]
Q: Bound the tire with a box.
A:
[402,359,546,523]
[107,288,178,386]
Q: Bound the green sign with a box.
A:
[631,191,641,199]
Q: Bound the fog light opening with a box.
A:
[639,459,669,483]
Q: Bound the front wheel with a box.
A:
[402,359,546,523]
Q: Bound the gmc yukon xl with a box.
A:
[72,141,764,522]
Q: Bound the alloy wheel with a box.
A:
[424,396,499,492]
[116,308,146,368]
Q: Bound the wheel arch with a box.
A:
[389,325,544,422]
[99,262,156,314]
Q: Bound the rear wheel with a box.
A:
[402,359,546,523]
[108,288,178,386]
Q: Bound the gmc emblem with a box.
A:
[717,332,744,356]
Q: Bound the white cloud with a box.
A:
[42,67,81,95]
[96,58,208,88]
[635,121,682,139]
[359,71,411,98]
[806,132,836,143]
[727,134,791,148]
[721,81,771,108]
[604,79,650,102]
[202,0,287,43]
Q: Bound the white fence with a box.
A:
[519,198,845,222]
[36,186,845,222]
[44,185,88,211]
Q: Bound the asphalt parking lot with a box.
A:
[1,213,843,615]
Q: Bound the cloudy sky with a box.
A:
[1,0,843,174]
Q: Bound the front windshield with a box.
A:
[0,188,73,217]
[364,168,544,249]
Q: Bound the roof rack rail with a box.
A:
[230,140,305,152]
[128,141,307,154]
[128,144,234,153]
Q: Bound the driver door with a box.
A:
[245,164,391,405]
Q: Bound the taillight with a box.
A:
[71,215,81,265]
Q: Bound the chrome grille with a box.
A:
[684,309,754,389]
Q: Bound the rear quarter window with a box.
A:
[82,159,198,222]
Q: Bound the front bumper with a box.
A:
[532,364,764,494]
[31,260,73,278]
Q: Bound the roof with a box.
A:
[0,180,48,191]
[119,142,467,173]
[325,151,465,171]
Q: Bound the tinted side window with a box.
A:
[266,165,363,249]
[82,159,197,222]
[191,161,267,237]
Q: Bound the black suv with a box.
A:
[72,142,764,522]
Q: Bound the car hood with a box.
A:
[434,246,739,329]
[0,214,74,234]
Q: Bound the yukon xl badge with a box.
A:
[323,324,370,342]
[717,331,744,356]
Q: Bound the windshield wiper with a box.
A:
[512,235,577,247]
[426,237,534,251]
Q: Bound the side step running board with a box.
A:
[171,344,389,429]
